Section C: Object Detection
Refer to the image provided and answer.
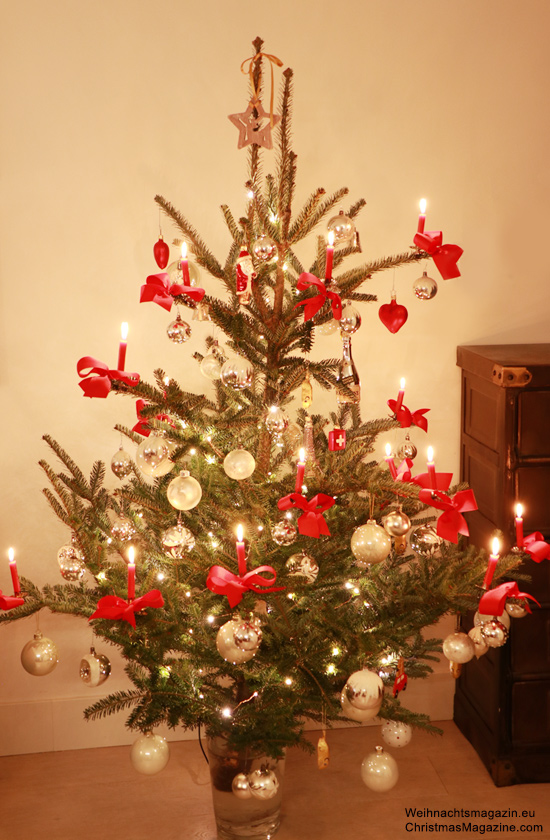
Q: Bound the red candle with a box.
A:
[127,546,136,601]
[515,503,524,548]
[117,322,128,371]
[417,198,427,234]
[384,443,398,479]
[295,448,306,493]
[482,538,500,590]
[395,378,406,413]
[426,446,437,490]
[180,242,191,284]
[8,547,20,595]
[236,525,246,576]
[324,231,334,281]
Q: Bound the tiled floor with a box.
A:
[1,722,549,839]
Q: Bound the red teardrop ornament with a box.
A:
[379,295,408,334]
[153,237,170,269]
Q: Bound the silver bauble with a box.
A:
[130,732,169,775]
[80,646,111,687]
[468,625,489,658]
[341,669,384,722]
[166,313,191,344]
[474,610,511,630]
[339,303,362,335]
[350,520,391,568]
[21,631,58,676]
[505,598,528,618]
[480,618,509,648]
[410,525,442,557]
[361,746,399,792]
[327,211,355,243]
[442,631,475,664]
[57,537,85,581]
[271,519,297,546]
[265,406,289,439]
[223,448,256,480]
[286,552,319,583]
[383,509,411,537]
[252,234,277,263]
[216,619,259,664]
[110,516,136,542]
[111,446,133,478]
[220,357,254,390]
[413,271,438,300]
[232,773,252,799]
[161,523,196,557]
[248,768,280,800]
[397,435,417,460]
[380,720,413,749]
[167,470,202,511]
[200,352,222,380]
[135,435,173,478]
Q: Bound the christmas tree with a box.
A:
[0,37,524,816]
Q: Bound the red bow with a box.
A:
[418,488,478,544]
[140,273,205,312]
[413,231,463,280]
[294,273,343,322]
[277,493,335,538]
[412,471,453,492]
[77,357,140,398]
[132,399,176,437]
[478,581,539,616]
[0,591,24,610]
[523,532,550,563]
[387,400,429,432]
[206,564,284,609]
[396,458,414,482]
[89,590,164,628]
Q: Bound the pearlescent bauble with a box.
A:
[136,435,173,477]
[286,552,319,583]
[216,619,259,664]
[413,271,438,300]
[480,618,509,648]
[339,303,362,335]
[220,357,254,390]
[383,509,411,537]
[223,449,256,480]
[111,446,133,478]
[272,519,297,546]
[166,314,191,344]
[380,720,412,749]
[167,258,201,287]
[327,211,355,243]
[468,625,489,658]
[341,669,384,721]
[57,539,85,581]
[21,631,58,676]
[265,406,289,439]
[130,732,169,775]
[410,525,442,557]
[248,768,280,800]
[350,520,391,568]
[167,471,202,511]
[506,598,528,618]
[232,773,252,799]
[397,436,417,461]
[252,234,277,262]
[361,746,399,792]
[200,352,222,380]
[474,610,511,630]
[442,632,475,664]
[161,523,195,557]
[79,646,111,687]
[110,516,136,542]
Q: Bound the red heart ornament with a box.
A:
[153,237,170,269]
[379,297,408,334]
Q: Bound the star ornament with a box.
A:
[228,99,281,150]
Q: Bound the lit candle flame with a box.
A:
[181,242,187,260]
[515,503,523,518]
[419,198,427,214]
[236,524,244,543]
[299,447,306,464]
[427,446,434,463]
[120,322,128,341]
[8,547,14,562]
[400,377,406,390]
[128,546,135,564]
[385,443,392,457]
[491,537,500,556]
[327,231,335,247]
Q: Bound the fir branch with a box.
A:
[155,195,224,279]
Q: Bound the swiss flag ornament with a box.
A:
[328,428,346,451]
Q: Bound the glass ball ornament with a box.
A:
[380,720,413,749]
[111,446,133,479]
[410,525,442,557]
[468,625,489,658]
[316,318,339,336]
[130,732,169,775]
[327,211,355,243]
[413,271,438,300]
[339,303,362,335]
[350,520,391,569]
[166,313,191,344]
[480,617,509,648]
[272,519,297,546]
[341,669,384,722]
[506,598,528,618]
[252,234,277,263]
[248,768,280,800]
[397,435,417,461]
[216,619,260,664]
[265,406,289,439]
[161,522,195,557]
[286,552,319,583]
[21,631,58,676]
[79,646,111,687]
[57,537,85,581]
[233,618,262,652]
[135,435,173,478]
[223,448,256,480]
[382,508,411,538]
[167,470,202,511]
[474,610,511,630]
[361,746,399,792]
[200,352,222,381]
[442,631,475,664]
[220,357,254,390]
[110,516,136,542]
[167,258,201,288]
[232,773,252,800]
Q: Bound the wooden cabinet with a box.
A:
[454,344,550,785]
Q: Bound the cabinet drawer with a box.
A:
[511,609,550,676]
[511,680,550,744]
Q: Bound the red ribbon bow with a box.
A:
[387,400,430,432]
[77,357,140,398]
[89,590,164,628]
[140,273,205,312]
[478,581,539,616]
[418,488,478,544]
[294,273,343,322]
[206,564,284,609]
[0,591,25,610]
[523,532,550,563]
[396,458,414,482]
[132,399,176,437]
[277,492,335,538]
[412,471,453,492]
[413,231,463,280]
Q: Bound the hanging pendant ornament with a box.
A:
[79,645,111,687]
[409,525,441,557]
[382,507,411,537]
[413,271,438,300]
[223,448,256,480]
[235,249,257,305]
[379,291,408,334]
[381,720,412,749]
[350,520,391,568]
[361,746,399,792]
[161,520,196,557]
[216,617,262,664]
[265,405,289,441]
[111,445,133,479]
[317,732,330,769]
[21,630,58,676]
[220,356,254,390]
[136,434,174,477]
[130,732,169,775]
[272,518,298,546]
[167,470,202,511]
[252,234,277,263]
[339,303,362,335]
[153,235,170,270]
[340,669,384,722]
[392,657,408,697]
[302,368,313,409]
[336,333,361,405]
[397,433,417,461]
[328,428,346,451]
[193,301,212,321]
[228,51,283,149]
[286,552,319,583]
[327,210,355,244]
[166,313,191,344]
[57,534,85,581]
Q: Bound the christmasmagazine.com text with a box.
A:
[403,807,543,834]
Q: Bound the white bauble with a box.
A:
[341,669,384,721]
[361,746,399,792]
[21,631,58,677]
[130,732,169,775]
[223,449,256,480]
[216,619,261,664]
[350,520,391,568]
[442,632,475,664]
[380,720,412,749]
[474,610,510,630]
[232,773,252,799]
[79,646,111,687]
[136,435,174,478]
[167,470,202,510]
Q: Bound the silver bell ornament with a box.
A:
[21,631,58,676]
[223,448,256,480]
[79,646,111,687]
[248,768,280,800]
[327,210,355,244]
[265,406,289,440]
[135,435,174,478]
[350,520,391,569]
[130,732,169,775]
[167,470,202,511]
[361,746,399,792]
[380,720,413,749]
[216,618,261,664]
[397,434,417,461]
[410,525,442,557]
[232,773,252,799]
[57,535,85,581]
[110,516,136,542]
[166,313,191,344]
[339,303,362,335]
[506,598,528,618]
[161,522,196,557]
[413,271,438,300]
[383,508,411,538]
[271,519,297,546]
[468,625,489,658]
[442,631,475,664]
[340,669,384,722]
[480,618,509,648]
[252,234,277,263]
[286,552,319,583]
[111,446,133,479]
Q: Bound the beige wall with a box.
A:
[1,0,549,755]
